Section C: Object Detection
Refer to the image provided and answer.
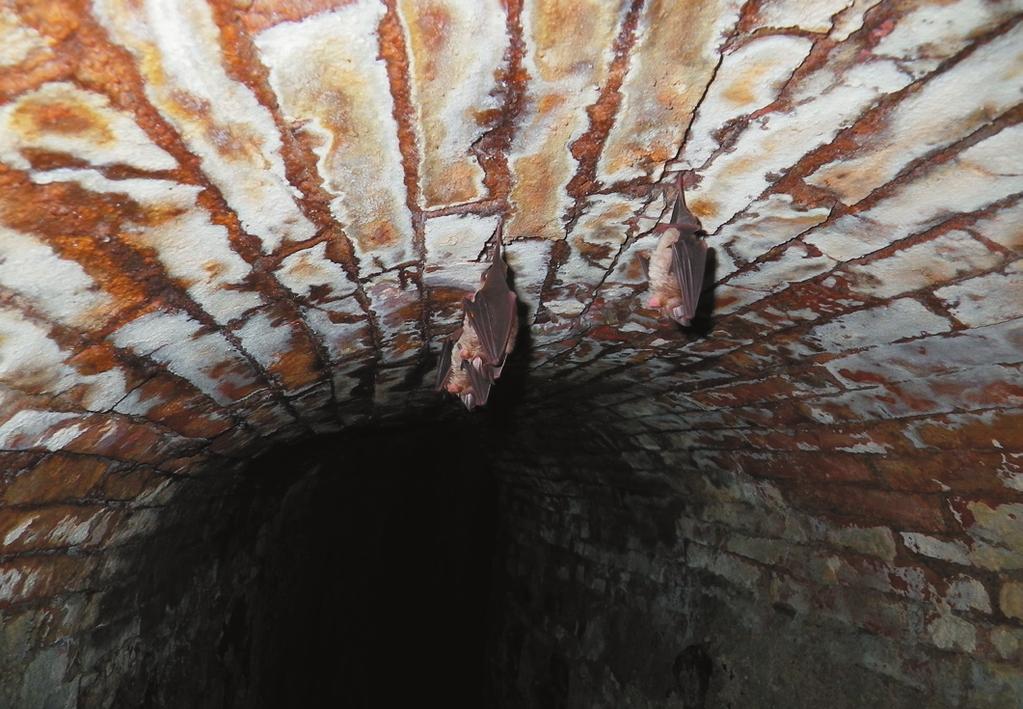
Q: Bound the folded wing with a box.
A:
[670,232,708,324]
[463,246,517,369]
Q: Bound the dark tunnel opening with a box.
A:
[117,419,505,708]
[241,424,501,708]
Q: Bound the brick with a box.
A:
[787,486,948,532]
[94,466,165,502]
[927,612,977,652]
[946,575,992,614]
[909,412,1023,451]
[0,555,96,607]
[1,453,110,504]
[689,370,839,408]
[0,505,112,552]
[990,626,1023,661]
[824,526,897,562]
[873,452,1016,494]
[732,451,875,484]
[999,582,1023,622]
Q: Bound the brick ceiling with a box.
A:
[0,0,1019,478]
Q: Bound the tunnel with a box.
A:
[1,0,1022,707]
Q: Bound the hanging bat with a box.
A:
[436,238,519,410]
[646,173,708,326]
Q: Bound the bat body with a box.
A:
[647,174,707,326]
[436,240,518,410]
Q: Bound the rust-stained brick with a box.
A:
[1,453,110,504]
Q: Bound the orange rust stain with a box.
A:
[213,368,262,402]
[599,0,722,178]
[574,238,614,265]
[281,251,323,282]
[473,106,503,126]
[721,63,770,107]
[715,290,744,311]
[2,453,110,504]
[312,87,355,154]
[238,0,358,34]
[382,298,423,328]
[510,152,562,239]
[324,308,362,325]
[16,0,80,42]
[689,197,719,221]
[423,161,477,206]
[96,466,162,502]
[10,95,114,143]
[67,419,166,465]
[360,219,401,250]
[203,259,228,280]
[64,343,120,376]
[272,346,322,391]
[128,375,234,438]
[0,172,156,317]
[409,1,451,82]
[622,254,645,280]
[167,88,267,162]
[537,93,565,114]
[390,330,421,355]
[206,358,240,381]
[531,0,615,82]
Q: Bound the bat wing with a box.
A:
[464,255,517,368]
[489,306,517,379]
[462,360,493,409]
[670,233,708,323]
[435,336,455,391]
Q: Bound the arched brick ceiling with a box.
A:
[0,0,1021,670]
[0,0,1016,454]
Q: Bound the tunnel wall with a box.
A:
[2,394,1022,708]
[1,425,500,708]
[0,447,309,708]
[1,450,253,707]
[486,399,1023,708]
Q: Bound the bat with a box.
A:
[646,173,708,326]
[436,238,519,410]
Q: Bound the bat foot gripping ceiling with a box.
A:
[436,239,519,411]
[646,174,708,327]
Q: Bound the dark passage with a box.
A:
[236,423,499,708]
[117,419,500,708]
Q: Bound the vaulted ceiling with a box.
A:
[1,0,1018,460]
[0,0,1021,619]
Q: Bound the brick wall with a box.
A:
[1,422,503,707]
[488,396,1023,707]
